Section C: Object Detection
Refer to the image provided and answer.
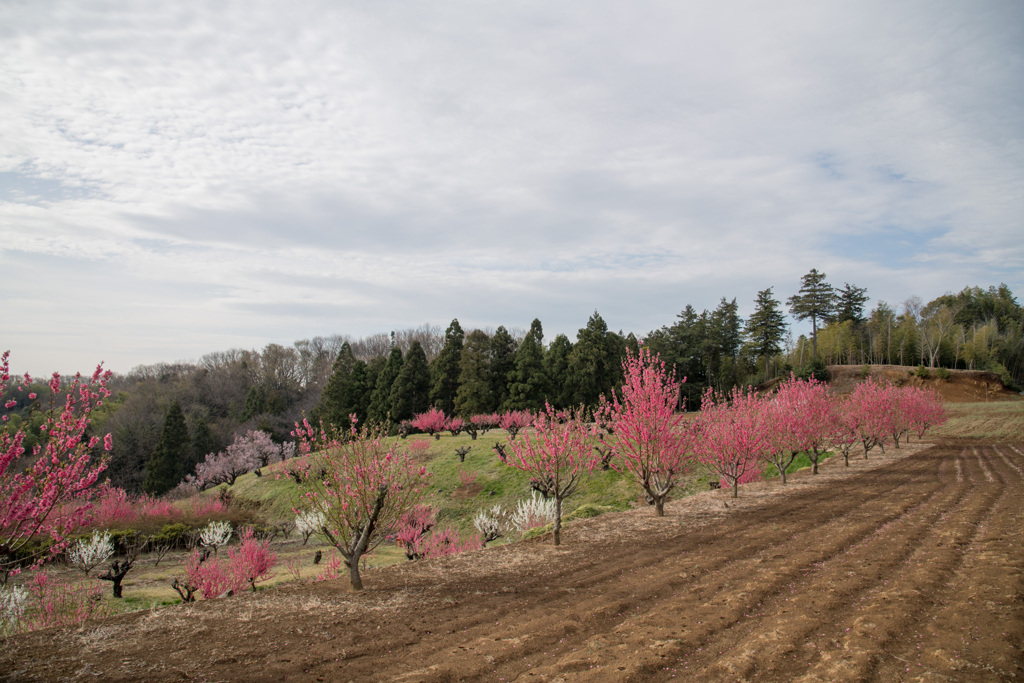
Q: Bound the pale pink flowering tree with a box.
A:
[503,404,599,545]
[598,347,696,516]
[293,418,429,591]
[694,386,769,498]
[411,407,448,440]
[194,430,290,488]
[470,413,500,434]
[0,351,113,578]
[446,416,465,437]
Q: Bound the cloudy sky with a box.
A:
[2,0,1021,376]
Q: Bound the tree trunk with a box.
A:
[347,558,363,591]
[553,497,562,546]
[732,480,739,498]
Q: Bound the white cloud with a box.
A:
[1,0,1021,374]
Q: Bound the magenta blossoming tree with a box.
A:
[293,418,429,590]
[762,375,834,482]
[410,407,448,440]
[498,410,533,440]
[503,404,599,545]
[694,386,768,498]
[599,347,696,516]
[0,352,113,578]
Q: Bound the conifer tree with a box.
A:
[489,326,518,412]
[567,311,619,407]
[368,346,404,424]
[543,333,574,409]
[390,340,431,422]
[430,319,464,414]
[143,402,191,495]
[188,416,215,477]
[455,329,494,415]
[787,268,836,357]
[314,342,358,431]
[507,318,547,411]
[746,288,788,381]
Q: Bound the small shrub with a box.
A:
[915,365,932,379]
[510,492,556,532]
[935,367,951,381]
[199,521,233,550]
[68,530,114,576]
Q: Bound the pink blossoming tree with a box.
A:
[0,351,113,578]
[598,347,696,516]
[503,405,599,545]
[292,418,429,590]
[694,386,768,498]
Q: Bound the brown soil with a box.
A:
[828,364,1021,403]
[3,438,1023,682]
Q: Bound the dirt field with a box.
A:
[3,436,1022,682]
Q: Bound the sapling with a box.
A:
[473,505,508,544]
[503,405,598,545]
[295,509,326,546]
[200,520,233,553]
[293,418,429,591]
[598,347,696,515]
[98,531,147,598]
[510,492,557,532]
[68,530,114,576]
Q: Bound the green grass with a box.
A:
[761,451,834,480]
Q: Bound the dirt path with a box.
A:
[3,439,1022,682]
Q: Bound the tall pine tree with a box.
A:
[489,326,518,412]
[787,269,836,357]
[143,402,191,495]
[430,319,464,414]
[506,318,547,411]
[368,345,404,424]
[746,287,788,381]
[455,329,494,416]
[390,340,431,422]
[543,334,574,409]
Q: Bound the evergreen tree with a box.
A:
[489,326,518,411]
[390,340,431,422]
[430,319,464,414]
[368,346,403,424]
[313,342,358,431]
[143,402,191,495]
[188,416,215,477]
[506,318,547,411]
[835,283,869,325]
[746,288,788,381]
[242,385,267,421]
[348,360,373,425]
[567,311,620,407]
[455,329,494,415]
[787,268,836,357]
[543,334,574,409]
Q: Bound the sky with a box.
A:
[2,0,1022,376]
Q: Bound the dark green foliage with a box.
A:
[915,364,932,379]
[745,288,788,381]
[489,326,518,411]
[566,311,622,407]
[430,319,464,414]
[542,333,574,409]
[313,343,360,431]
[242,385,267,421]
[835,283,869,325]
[787,268,836,357]
[369,346,404,423]
[390,340,431,421]
[795,357,829,383]
[188,417,215,477]
[143,402,191,495]
[456,329,494,415]
[506,318,547,411]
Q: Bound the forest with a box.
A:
[3,273,1021,495]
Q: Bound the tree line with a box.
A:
[6,274,1018,495]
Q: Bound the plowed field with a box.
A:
[3,438,1023,682]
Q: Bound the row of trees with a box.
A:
[290,344,947,591]
[4,276,1016,496]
